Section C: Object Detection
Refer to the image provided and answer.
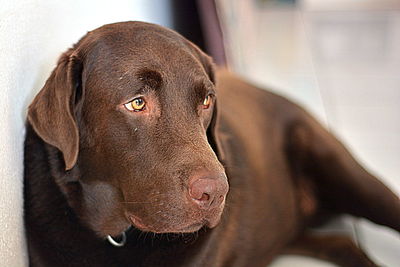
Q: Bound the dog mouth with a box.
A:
[106,221,206,247]
[105,205,225,245]
[117,190,227,235]
[128,214,209,234]
[124,207,225,234]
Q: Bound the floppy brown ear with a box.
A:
[27,50,82,170]
[207,100,226,163]
[185,39,226,162]
[202,57,226,162]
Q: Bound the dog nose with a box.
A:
[188,175,228,210]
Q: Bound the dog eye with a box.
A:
[202,95,212,109]
[124,97,146,111]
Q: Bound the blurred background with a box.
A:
[0,0,398,266]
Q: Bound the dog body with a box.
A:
[24,22,400,267]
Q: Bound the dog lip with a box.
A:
[178,222,205,232]
[127,216,206,233]
[128,214,150,231]
[205,219,220,229]
[125,211,221,233]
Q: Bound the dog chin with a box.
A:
[130,217,222,234]
[130,221,205,234]
[105,209,225,237]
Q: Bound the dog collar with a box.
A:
[106,232,127,247]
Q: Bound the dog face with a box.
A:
[27,22,228,237]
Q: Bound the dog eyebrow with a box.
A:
[193,80,215,101]
[135,68,163,92]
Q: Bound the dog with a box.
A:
[24,21,400,267]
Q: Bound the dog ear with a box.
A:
[201,55,226,163]
[183,39,226,162]
[207,99,226,163]
[28,50,82,170]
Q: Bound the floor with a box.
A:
[216,0,400,266]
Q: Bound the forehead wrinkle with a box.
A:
[135,68,163,92]
[81,23,210,81]
[84,31,211,106]
[138,36,206,82]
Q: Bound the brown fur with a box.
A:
[24,21,400,267]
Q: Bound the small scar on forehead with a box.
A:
[136,68,163,90]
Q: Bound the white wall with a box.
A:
[0,0,172,265]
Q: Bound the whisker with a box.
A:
[120,200,158,204]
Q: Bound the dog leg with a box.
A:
[283,234,379,267]
[287,110,400,232]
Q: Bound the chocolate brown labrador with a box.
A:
[24,21,400,267]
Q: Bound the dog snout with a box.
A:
[188,173,229,210]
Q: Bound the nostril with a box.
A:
[188,171,228,210]
[198,192,210,202]
[189,180,215,198]
[188,178,219,210]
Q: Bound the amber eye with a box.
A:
[124,97,146,111]
[202,95,212,109]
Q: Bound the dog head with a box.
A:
[27,21,228,237]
